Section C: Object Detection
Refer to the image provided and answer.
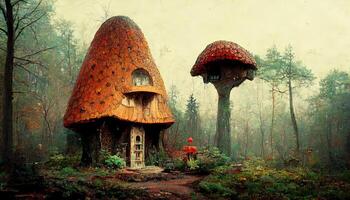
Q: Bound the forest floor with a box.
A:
[1,156,350,199]
[0,163,207,199]
[131,174,206,199]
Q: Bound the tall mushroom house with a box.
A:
[63,16,174,168]
[190,41,257,156]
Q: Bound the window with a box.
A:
[208,68,221,82]
[132,69,152,86]
[136,135,141,143]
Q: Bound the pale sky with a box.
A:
[53,0,350,113]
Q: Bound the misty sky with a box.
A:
[53,0,350,113]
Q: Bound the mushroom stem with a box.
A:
[214,86,232,156]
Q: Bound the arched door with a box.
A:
[130,126,145,168]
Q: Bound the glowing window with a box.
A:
[132,69,152,86]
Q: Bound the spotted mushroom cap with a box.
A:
[63,16,174,128]
[190,40,257,76]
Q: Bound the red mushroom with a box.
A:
[190,40,257,156]
[187,137,193,144]
[183,146,197,154]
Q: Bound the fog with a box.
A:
[53,0,350,113]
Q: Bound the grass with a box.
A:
[2,153,350,199]
[40,162,146,199]
[197,158,350,199]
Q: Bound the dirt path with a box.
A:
[132,175,207,200]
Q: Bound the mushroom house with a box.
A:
[63,16,174,168]
[190,41,257,156]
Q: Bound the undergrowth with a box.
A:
[198,157,350,200]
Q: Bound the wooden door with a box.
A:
[130,126,145,168]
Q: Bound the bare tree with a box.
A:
[1,0,46,164]
[99,0,112,22]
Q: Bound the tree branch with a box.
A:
[0,27,7,35]
[272,87,287,94]
[0,46,6,52]
[14,56,47,69]
[15,12,45,41]
[13,2,20,24]
[14,62,41,79]
[0,4,6,21]
[12,0,28,7]
[29,24,38,43]
[15,0,42,31]
[19,46,56,59]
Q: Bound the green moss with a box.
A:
[59,167,79,177]
[46,153,80,170]
[199,181,236,198]
[197,157,350,199]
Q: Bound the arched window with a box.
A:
[136,135,141,143]
[132,69,152,86]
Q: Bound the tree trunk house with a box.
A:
[63,16,174,168]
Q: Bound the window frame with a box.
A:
[131,68,153,86]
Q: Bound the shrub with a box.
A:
[187,158,199,170]
[173,158,186,171]
[197,147,230,173]
[319,187,350,200]
[104,155,126,169]
[337,170,350,183]
[46,153,80,169]
[59,167,78,177]
[99,150,126,169]
[145,147,169,167]
[199,181,236,198]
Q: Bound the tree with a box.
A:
[258,46,284,158]
[1,0,74,163]
[254,55,266,158]
[255,79,266,158]
[167,84,185,149]
[185,94,201,145]
[1,0,15,164]
[1,0,47,163]
[260,45,314,158]
[54,19,84,154]
[317,70,350,167]
[281,45,314,157]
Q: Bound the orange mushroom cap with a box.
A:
[63,16,174,128]
[190,40,257,76]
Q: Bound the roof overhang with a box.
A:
[124,85,163,95]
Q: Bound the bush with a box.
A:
[46,153,80,169]
[187,158,199,170]
[197,147,230,173]
[319,187,350,200]
[173,158,186,171]
[99,150,126,169]
[59,167,78,177]
[145,147,169,167]
[104,155,126,169]
[337,170,350,183]
[199,181,236,198]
